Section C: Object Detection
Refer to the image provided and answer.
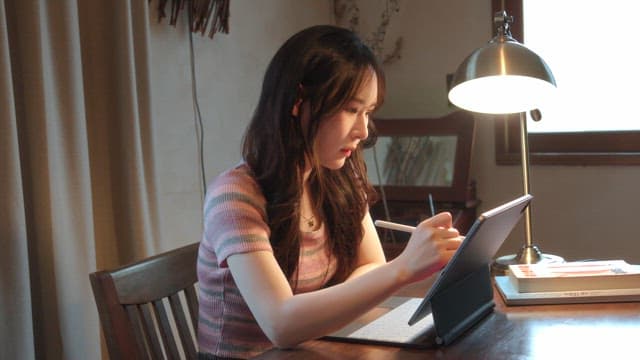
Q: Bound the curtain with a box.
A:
[1,0,161,358]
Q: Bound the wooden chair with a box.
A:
[90,242,200,359]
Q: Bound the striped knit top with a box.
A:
[197,163,337,359]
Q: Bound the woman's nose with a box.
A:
[354,114,369,140]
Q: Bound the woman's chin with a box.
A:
[322,159,346,170]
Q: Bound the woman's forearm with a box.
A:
[268,257,411,348]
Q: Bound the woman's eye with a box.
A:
[346,107,358,114]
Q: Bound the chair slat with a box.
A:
[139,303,165,359]
[152,299,181,360]
[184,286,199,328]
[125,305,153,359]
[169,293,198,359]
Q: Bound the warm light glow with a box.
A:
[448,75,557,114]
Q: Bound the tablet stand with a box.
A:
[430,265,495,345]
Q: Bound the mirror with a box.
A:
[363,111,476,203]
[365,135,458,187]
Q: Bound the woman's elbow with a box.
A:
[272,339,300,350]
[259,301,313,348]
[263,325,303,349]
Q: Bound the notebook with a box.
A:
[325,194,532,347]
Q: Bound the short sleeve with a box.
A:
[202,164,272,267]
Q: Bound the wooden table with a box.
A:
[253,277,640,359]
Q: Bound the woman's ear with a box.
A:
[291,84,305,117]
[291,98,303,117]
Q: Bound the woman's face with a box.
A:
[310,71,378,170]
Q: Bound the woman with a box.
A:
[197,25,462,359]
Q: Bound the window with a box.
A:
[492,0,640,165]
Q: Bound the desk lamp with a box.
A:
[448,10,563,273]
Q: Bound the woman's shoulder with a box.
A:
[213,162,254,184]
[207,162,264,200]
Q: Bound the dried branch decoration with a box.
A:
[334,0,402,65]
[155,0,230,38]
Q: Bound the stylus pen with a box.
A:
[428,193,436,217]
[374,220,416,233]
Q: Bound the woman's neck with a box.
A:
[302,158,312,183]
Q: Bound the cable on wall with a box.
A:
[187,3,207,199]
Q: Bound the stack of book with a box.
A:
[494,260,640,305]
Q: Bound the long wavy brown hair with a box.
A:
[242,25,385,288]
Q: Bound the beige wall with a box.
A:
[149,0,640,263]
[148,1,334,251]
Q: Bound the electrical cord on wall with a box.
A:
[187,4,207,201]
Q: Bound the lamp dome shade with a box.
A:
[448,37,557,114]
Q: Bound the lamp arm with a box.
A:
[519,112,534,248]
[494,111,564,270]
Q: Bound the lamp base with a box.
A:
[491,245,564,275]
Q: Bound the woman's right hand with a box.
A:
[391,212,463,285]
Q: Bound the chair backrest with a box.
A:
[90,242,200,360]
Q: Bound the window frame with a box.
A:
[491,0,640,165]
